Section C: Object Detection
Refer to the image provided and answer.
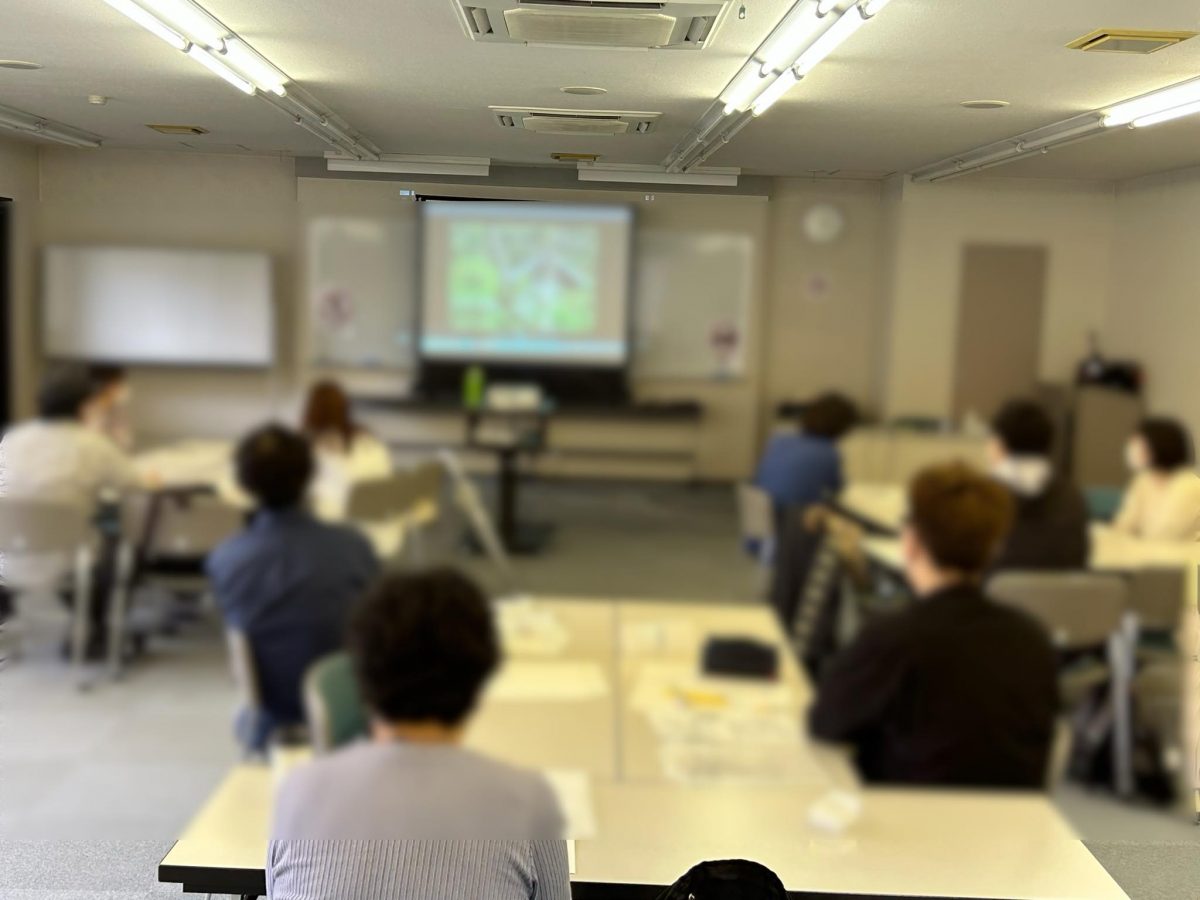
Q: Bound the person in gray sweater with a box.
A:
[268,568,569,900]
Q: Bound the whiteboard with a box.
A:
[307,216,417,369]
[632,230,753,380]
[43,245,273,366]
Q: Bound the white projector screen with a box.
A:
[419,201,633,367]
[42,245,274,366]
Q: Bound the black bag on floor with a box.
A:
[654,860,788,900]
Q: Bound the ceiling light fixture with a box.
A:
[576,162,740,187]
[102,0,187,49]
[186,45,255,95]
[139,0,225,49]
[666,0,899,170]
[221,38,287,96]
[326,154,492,177]
[0,102,103,148]
[1102,76,1200,127]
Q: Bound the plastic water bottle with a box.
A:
[463,364,485,409]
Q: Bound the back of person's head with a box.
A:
[1136,418,1193,472]
[302,380,355,448]
[349,568,500,727]
[87,364,128,393]
[37,365,96,421]
[907,461,1015,574]
[991,399,1054,457]
[801,392,859,440]
[235,423,314,510]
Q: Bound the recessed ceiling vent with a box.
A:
[1067,28,1197,54]
[146,124,210,135]
[492,106,659,135]
[455,1,729,49]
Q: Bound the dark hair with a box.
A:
[908,461,1015,573]
[991,399,1054,456]
[38,365,96,420]
[235,424,314,510]
[302,380,358,449]
[1138,418,1193,471]
[801,392,859,440]
[88,364,128,391]
[349,568,500,726]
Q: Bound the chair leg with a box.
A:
[72,547,93,691]
[108,541,135,681]
[1107,629,1135,798]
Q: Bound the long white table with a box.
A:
[158,597,1128,899]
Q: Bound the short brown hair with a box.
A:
[907,462,1015,573]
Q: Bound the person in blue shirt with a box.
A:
[206,424,379,751]
[755,392,858,525]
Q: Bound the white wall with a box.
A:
[1105,166,1200,441]
[881,176,1116,420]
[0,135,42,418]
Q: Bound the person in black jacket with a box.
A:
[987,399,1089,571]
[809,462,1058,788]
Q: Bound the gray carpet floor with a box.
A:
[1,481,1197,898]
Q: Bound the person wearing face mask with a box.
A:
[986,399,1089,571]
[1113,418,1200,542]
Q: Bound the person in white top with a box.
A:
[1113,418,1200,542]
[300,380,392,522]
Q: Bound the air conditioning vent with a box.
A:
[491,106,659,135]
[1067,28,1197,54]
[455,1,729,49]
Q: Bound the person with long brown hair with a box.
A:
[300,380,392,520]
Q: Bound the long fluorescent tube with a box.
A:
[142,0,225,48]
[102,0,188,50]
[327,155,492,177]
[1131,98,1200,128]
[752,69,800,116]
[222,37,287,96]
[817,0,840,12]
[758,3,824,74]
[186,45,255,95]
[578,163,740,186]
[723,65,772,114]
[794,4,867,77]
[1104,77,1200,128]
[294,116,363,157]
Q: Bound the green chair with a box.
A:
[1084,486,1124,522]
[303,652,370,754]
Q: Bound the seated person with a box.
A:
[808,462,1058,788]
[269,568,569,900]
[754,392,858,525]
[300,379,392,522]
[206,424,378,749]
[987,399,1089,570]
[1114,417,1200,542]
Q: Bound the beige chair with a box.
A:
[0,498,95,687]
[346,462,444,564]
[988,571,1132,797]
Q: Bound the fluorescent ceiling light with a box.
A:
[752,69,800,116]
[817,0,840,12]
[102,0,188,50]
[794,5,867,76]
[222,38,287,96]
[758,4,823,73]
[577,163,739,187]
[327,155,492,177]
[143,0,225,48]
[723,65,772,114]
[1103,77,1200,127]
[1131,98,1200,128]
[186,45,255,95]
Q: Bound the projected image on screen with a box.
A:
[421,202,632,366]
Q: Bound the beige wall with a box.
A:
[881,176,1116,420]
[0,135,42,418]
[34,148,299,442]
[1105,166,1200,442]
[763,178,884,434]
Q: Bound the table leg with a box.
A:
[497,448,518,550]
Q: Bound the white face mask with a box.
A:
[1125,439,1149,474]
[990,457,1052,497]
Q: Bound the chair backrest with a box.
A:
[346,463,444,524]
[1127,567,1184,632]
[736,483,774,545]
[988,571,1128,650]
[133,493,243,558]
[0,498,91,557]
[303,652,369,754]
[226,627,263,713]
